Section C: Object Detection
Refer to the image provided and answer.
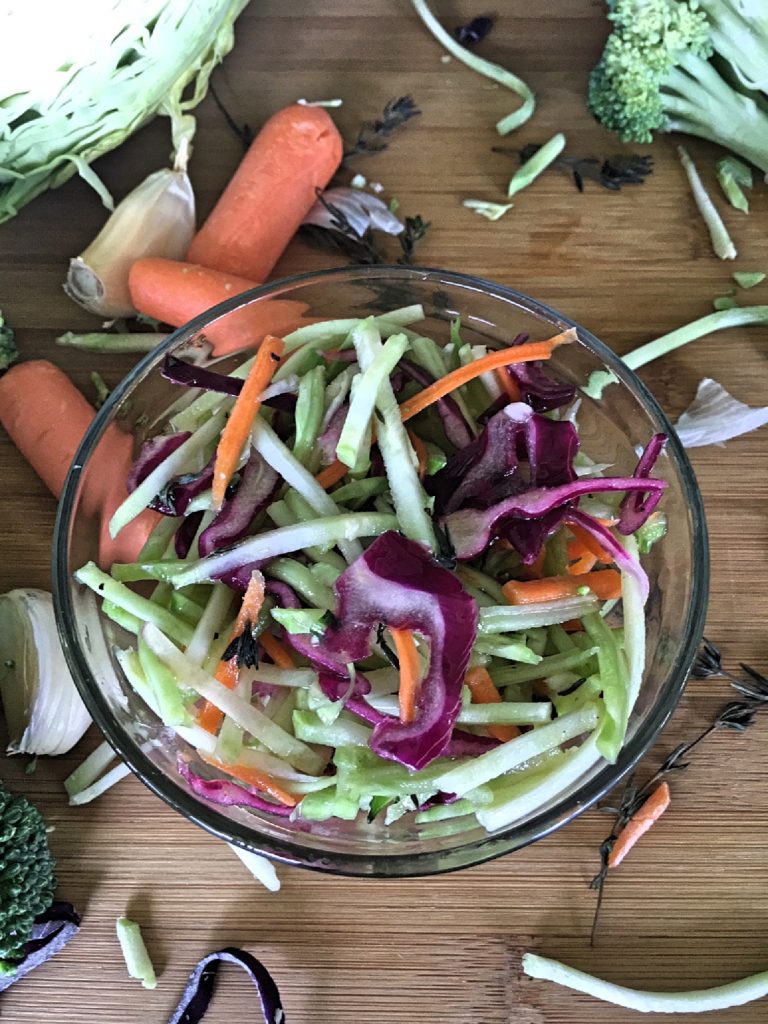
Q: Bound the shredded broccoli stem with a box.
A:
[678,145,736,259]
[56,331,165,353]
[507,133,566,197]
[292,364,325,467]
[116,918,157,990]
[717,156,752,213]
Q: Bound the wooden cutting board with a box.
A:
[1,3,767,1022]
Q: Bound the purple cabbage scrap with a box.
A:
[0,902,81,993]
[563,508,650,603]
[400,359,474,450]
[618,433,667,535]
[505,332,576,412]
[199,450,279,557]
[167,947,285,1024]
[176,758,292,818]
[127,432,190,495]
[323,531,478,770]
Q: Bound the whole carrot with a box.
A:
[187,104,343,281]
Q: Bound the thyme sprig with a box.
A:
[493,144,653,193]
[344,96,421,161]
[590,638,768,944]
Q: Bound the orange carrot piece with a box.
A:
[391,628,421,725]
[187,105,343,282]
[212,334,284,508]
[568,522,612,564]
[519,547,547,581]
[494,366,522,402]
[200,753,298,808]
[315,460,348,489]
[502,569,622,605]
[234,570,266,634]
[407,428,428,479]
[465,666,520,742]
[260,632,296,669]
[567,540,599,577]
[128,258,313,357]
[398,332,573,424]
[0,360,159,569]
[608,782,671,868]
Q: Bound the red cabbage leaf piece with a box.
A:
[167,947,284,1024]
[0,902,81,993]
[199,451,279,556]
[505,332,577,412]
[127,432,190,494]
[176,758,292,818]
[563,508,650,603]
[323,531,478,770]
[618,433,667,535]
[162,355,244,396]
[175,510,204,558]
[400,359,474,450]
[317,404,348,466]
[443,476,667,561]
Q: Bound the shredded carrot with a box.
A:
[200,752,298,808]
[260,631,296,668]
[568,523,612,564]
[562,619,584,633]
[608,781,671,868]
[315,459,348,489]
[502,569,622,606]
[465,666,520,742]
[197,571,266,734]
[212,333,284,508]
[391,627,421,725]
[407,428,428,479]
[494,366,522,402]
[567,539,599,576]
[398,332,573,424]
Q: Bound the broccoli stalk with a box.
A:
[589,0,768,177]
[0,781,56,973]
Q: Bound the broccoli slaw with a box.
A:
[75,305,668,834]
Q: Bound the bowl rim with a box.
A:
[53,264,709,877]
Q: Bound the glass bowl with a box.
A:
[53,266,708,877]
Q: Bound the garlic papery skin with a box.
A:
[0,589,91,756]
[65,165,195,318]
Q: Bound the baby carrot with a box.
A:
[608,782,671,868]
[211,334,284,508]
[502,569,622,605]
[391,627,421,725]
[398,330,574,423]
[465,666,520,742]
[187,104,343,281]
[200,752,298,808]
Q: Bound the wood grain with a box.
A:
[2,3,768,1022]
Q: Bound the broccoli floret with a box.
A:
[589,0,768,176]
[0,311,18,372]
[0,781,56,975]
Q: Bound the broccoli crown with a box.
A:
[589,0,712,141]
[0,782,56,973]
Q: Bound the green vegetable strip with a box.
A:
[169,590,205,625]
[251,417,362,563]
[115,918,157,990]
[298,787,360,821]
[717,156,752,214]
[115,648,160,716]
[281,306,425,354]
[64,740,118,798]
[102,600,142,635]
[171,513,397,588]
[56,332,165,353]
[492,646,598,687]
[268,497,347,569]
[411,0,535,134]
[548,623,577,654]
[626,305,768,372]
[678,145,736,260]
[455,565,507,604]
[456,344,492,418]
[184,584,232,666]
[264,557,335,609]
[137,635,191,727]
[415,797,484,824]
[409,334,477,436]
[352,321,436,548]
[477,596,598,634]
[270,607,327,634]
[477,733,602,831]
[507,133,566,197]
[309,561,341,589]
[143,624,323,774]
[170,359,253,432]
[111,560,189,584]
[734,271,765,289]
[137,515,180,561]
[331,477,388,507]
[473,636,541,664]
[67,762,132,806]
[434,705,600,797]
[582,612,628,762]
[457,702,553,726]
[110,410,225,538]
[619,533,645,718]
[292,365,325,466]
[293,709,372,748]
[239,663,317,689]
[521,951,768,1014]
[336,333,410,467]
[553,676,602,717]
[75,562,193,646]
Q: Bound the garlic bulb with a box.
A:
[65,141,195,318]
[0,589,91,756]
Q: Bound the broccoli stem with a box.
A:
[677,145,736,259]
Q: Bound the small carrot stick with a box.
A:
[315,460,348,489]
[608,782,671,868]
[502,569,622,605]
[494,366,522,402]
[465,666,520,742]
[407,428,428,479]
[569,522,612,564]
[398,330,574,423]
[212,334,284,508]
[260,632,296,668]
[199,752,298,808]
[566,540,598,577]
[391,627,421,725]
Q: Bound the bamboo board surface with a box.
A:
[1,3,767,1022]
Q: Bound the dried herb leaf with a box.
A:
[344,96,421,161]
[397,214,430,264]
[455,16,494,45]
[494,144,653,193]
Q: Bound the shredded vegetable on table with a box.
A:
[77,305,668,835]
